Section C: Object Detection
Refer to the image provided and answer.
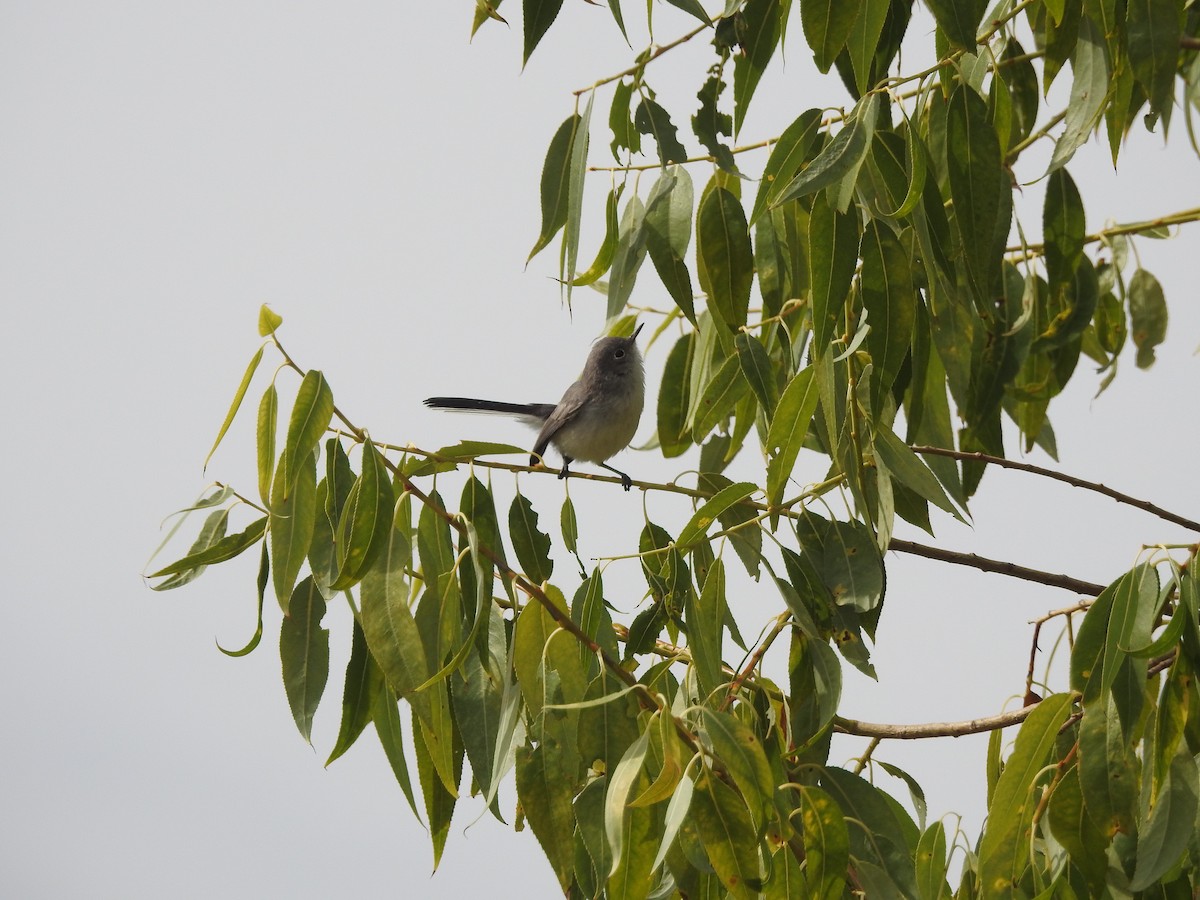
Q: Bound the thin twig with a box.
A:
[890,539,1107,596]
[852,737,882,774]
[572,23,708,96]
[720,612,791,711]
[1005,206,1200,259]
[911,445,1200,532]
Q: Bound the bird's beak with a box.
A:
[632,322,644,340]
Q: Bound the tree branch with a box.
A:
[572,23,708,96]
[834,704,1039,739]
[889,539,1107,596]
[912,445,1200,532]
[1006,206,1200,259]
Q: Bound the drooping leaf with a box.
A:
[645,167,696,322]
[515,741,576,891]
[529,114,580,261]
[687,558,728,700]
[1129,745,1200,890]
[149,515,266,580]
[1129,268,1168,368]
[693,73,738,173]
[270,449,317,610]
[574,187,623,285]
[279,576,329,744]
[798,785,850,898]
[509,493,554,584]
[635,98,688,167]
[946,84,1003,307]
[563,92,593,303]
[808,195,860,355]
[330,437,396,590]
[281,370,333,495]
[697,186,753,331]
[750,108,823,223]
[658,332,694,458]
[692,771,763,899]
[772,97,876,207]
[733,0,782,131]
[924,0,983,50]
[522,0,565,65]
[859,220,917,413]
[1126,0,1181,120]
[846,0,890,94]
[607,193,650,321]
[256,384,277,506]
[734,332,779,418]
[800,0,859,73]
[326,617,384,766]
[1048,16,1109,172]
[765,367,820,507]
[976,694,1074,898]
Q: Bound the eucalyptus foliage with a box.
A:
[152,2,1200,897]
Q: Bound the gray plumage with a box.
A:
[424,324,645,489]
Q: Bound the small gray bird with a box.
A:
[425,324,645,490]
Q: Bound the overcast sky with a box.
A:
[2,4,1198,898]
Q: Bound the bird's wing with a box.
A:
[531,381,587,462]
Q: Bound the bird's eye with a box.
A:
[614,348,625,358]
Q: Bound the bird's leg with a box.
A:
[598,462,633,491]
[557,457,573,481]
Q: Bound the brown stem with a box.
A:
[835,705,1037,739]
[912,445,1200,532]
[889,539,1107,596]
[719,613,790,712]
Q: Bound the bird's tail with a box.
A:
[424,397,556,424]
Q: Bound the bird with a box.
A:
[424,324,645,490]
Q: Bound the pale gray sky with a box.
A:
[2,4,1197,898]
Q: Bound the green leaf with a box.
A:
[329,438,396,590]
[697,187,753,331]
[1129,268,1168,369]
[657,332,694,458]
[693,73,738,173]
[281,370,333,495]
[149,515,266,580]
[860,220,917,413]
[257,303,282,336]
[217,542,268,657]
[645,167,696,323]
[635,98,688,167]
[411,706,462,870]
[697,708,775,828]
[269,450,317,610]
[607,193,649,321]
[372,688,422,823]
[574,187,622,285]
[873,428,962,520]
[677,481,757,551]
[820,519,884,612]
[1043,168,1086,296]
[508,493,553,584]
[750,108,822,223]
[279,576,329,744]
[605,721,652,877]
[522,0,564,64]
[976,693,1074,898]
[515,742,576,890]
[663,0,710,24]
[687,558,728,700]
[256,384,277,506]
[692,771,763,899]
[765,367,820,506]
[798,785,850,898]
[946,84,1003,307]
[1070,563,1158,704]
[915,821,951,900]
[734,0,782,131]
[800,0,858,73]
[1048,16,1109,172]
[692,353,750,439]
[528,114,579,261]
[846,0,890,94]
[1077,696,1137,837]
[204,345,263,471]
[563,92,593,304]
[326,618,384,766]
[1129,746,1199,890]
[1045,739,1107,895]
[609,80,640,160]
[808,194,860,356]
[1127,0,1181,120]
[772,97,875,207]
[924,0,983,50]
[734,332,779,417]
